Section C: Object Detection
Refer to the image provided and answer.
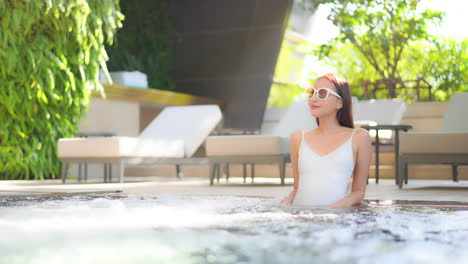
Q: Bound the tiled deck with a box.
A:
[1,177,467,204]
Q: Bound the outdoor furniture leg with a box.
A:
[361,125,413,185]
[251,163,254,182]
[279,160,285,185]
[209,163,216,185]
[452,164,459,182]
[243,164,247,183]
[176,164,184,179]
[78,163,82,182]
[84,163,88,182]
[404,161,409,184]
[118,160,124,184]
[398,156,406,189]
[61,162,69,184]
[394,128,400,185]
[216,163,221,183]
[104,163,108,183]
[403,161,408,186]
[225,163,230,182]
[375,129,380,183]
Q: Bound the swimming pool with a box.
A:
[1,194,467,264]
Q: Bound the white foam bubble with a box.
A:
[1,195,468,264]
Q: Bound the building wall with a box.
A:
[170,0,293,130]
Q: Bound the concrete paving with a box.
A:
[1,176,468,204]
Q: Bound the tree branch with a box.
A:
[352,39,387,79]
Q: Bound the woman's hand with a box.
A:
[280,190,297,206]
[327,190,366,208]
[327,202,342,208]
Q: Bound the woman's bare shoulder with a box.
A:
[354,127,370,136]
[290,130,303,141]
[353,128,372,146]
[291,130,310,148]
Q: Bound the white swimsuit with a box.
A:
[293,129,357,207]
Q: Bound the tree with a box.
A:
[314,41,380,99]
[419,37,468,100]
[306,0,444,98]
[316,36,467,102]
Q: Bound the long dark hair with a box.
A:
[315,73,354,128]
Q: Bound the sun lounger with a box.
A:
[354,98,407,141]
[58,105,222,183]
[206,98,317,185]
[398,92,468,188]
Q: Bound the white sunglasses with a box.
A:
[306,87,342,100]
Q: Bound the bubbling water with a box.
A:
[1,195,468,264]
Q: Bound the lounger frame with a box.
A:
[208,154,288,185]
[398,154,468,189]
[61,157,209,184]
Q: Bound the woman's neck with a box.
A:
[316,115,342,134]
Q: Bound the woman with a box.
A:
[280,73,372,208]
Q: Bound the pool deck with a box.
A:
[1,177,467,204]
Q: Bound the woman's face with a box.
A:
[307,77,343,118]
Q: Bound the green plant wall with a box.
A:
[0,0,123,180]
[106,0,175,91]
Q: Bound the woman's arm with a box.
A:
[328,128,372,208]
[280,130,302,205]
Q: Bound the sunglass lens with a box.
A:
[318,89,328,100]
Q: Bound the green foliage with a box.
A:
[273,36,307,83]
[268,81,305,108]
[419,37,468,99]
[0,0,123,180]
[314,41,379,99]
[268,32,314,108]
[305,0,448,98]
[106,0,175,91]
[315,36,467,102]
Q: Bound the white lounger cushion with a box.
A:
[58,137,137,158]
[354,98,406,140]
[400,92,468,155]
[206,135,282,156]
[400,132,468,154]
[439,92,468,132]
[206,98,317,156]
[272,98,317,137]
[58,137,185,158]
[58,104,222,159]
[139,105,222,157]
[355,98,406,125]
[273,98,317,153]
